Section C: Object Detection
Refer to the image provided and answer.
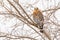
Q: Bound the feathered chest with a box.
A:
[33,10,44,21]
[33,10,42,17]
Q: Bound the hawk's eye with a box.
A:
[34,8,38,10]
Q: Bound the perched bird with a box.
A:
[33,8,44,33]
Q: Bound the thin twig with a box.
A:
[13,0,35,24]
[42,7,60,12]
[0,6,31,28]
[0,32,36,40]
[43,30,51,40]
[24,23,46,40]
[7,0,33,25]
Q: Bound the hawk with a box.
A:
[33,8,44,33]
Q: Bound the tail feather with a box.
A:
[40,29,43,33]
[39,25,43,33]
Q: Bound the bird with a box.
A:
[33,8,44,33]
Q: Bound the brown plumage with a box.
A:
[33,8,44,33]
